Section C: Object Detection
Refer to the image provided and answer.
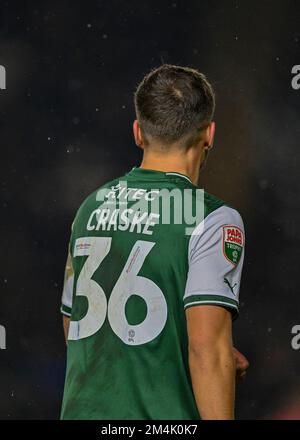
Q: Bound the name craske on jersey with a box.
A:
[60,167,245,420]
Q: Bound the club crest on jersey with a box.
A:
[223,225,244,265]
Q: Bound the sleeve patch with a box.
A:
[223,225,244,266]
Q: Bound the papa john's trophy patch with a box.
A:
[223,225,244,265]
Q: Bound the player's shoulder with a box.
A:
[203,191,244,232]
[189,191,245,263]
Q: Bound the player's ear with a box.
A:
[205,121,215,150]
[133,120,144,150]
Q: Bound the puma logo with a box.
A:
[224,278,237,295]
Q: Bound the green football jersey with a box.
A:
[60,167,245,420]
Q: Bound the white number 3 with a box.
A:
[68,237,168,345]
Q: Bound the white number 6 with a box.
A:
[68,238,168,345]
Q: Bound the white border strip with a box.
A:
[184,299,238,309]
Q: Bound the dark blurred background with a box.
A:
[1,0,300,419]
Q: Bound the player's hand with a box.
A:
[233,347,249,382]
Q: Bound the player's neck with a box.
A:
[140,148,202,185]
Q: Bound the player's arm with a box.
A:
[60,244,74,345]
[234,347,249,381]
[184,205,246,418]
[63,316,70,344]
[186,305,235,419]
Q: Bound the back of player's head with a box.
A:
[134,64,215,149]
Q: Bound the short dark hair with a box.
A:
[134,64,215,149]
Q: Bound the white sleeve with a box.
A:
[60,246,74,317]
[184,206,245,319]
